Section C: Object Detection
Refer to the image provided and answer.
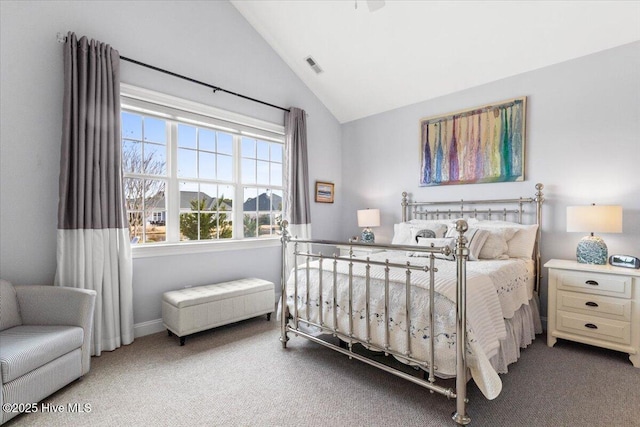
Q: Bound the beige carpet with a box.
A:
[6,317,640,427]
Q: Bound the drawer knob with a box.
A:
[585,280,599,286]
[585,301,599,308]
[584,323,598,330]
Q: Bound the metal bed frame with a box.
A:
[279,183,544,425]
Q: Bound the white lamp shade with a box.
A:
[357,209,380,228]
[566,205,622,233]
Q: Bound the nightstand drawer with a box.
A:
[557,290,632,321]
[557,270,631,298]
[556,310,631,345]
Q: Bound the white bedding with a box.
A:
[284,251,535,400]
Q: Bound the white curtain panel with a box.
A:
[283,108,311,273]
[55,32,134,356]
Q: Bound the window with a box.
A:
[120,85,285,249]
[241,136,283,238]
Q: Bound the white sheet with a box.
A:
[284,251,534,400]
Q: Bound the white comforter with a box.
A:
[285,251,534,399]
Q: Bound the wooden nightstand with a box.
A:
[337,245,384,257]
[545,259,640,367]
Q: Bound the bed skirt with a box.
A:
[489,296,542,374]
[279,295,543,379]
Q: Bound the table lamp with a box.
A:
[567,204,622,264]
[357,208,380,244]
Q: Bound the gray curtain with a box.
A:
[55,32,133,356]
[283,108,311,270]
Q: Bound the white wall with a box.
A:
[341,41,640,317]
[0,1,342,330]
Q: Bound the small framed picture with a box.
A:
[315,181,335,203]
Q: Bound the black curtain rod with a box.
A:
[57,33,290,113]
[120,56,290,113]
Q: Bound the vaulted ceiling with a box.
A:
[231,1,640,123]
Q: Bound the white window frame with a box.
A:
[121,84,285,258]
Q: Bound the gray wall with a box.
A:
[341,41,640,317]
[0,1,342,330]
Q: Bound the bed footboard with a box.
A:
[279,219,472,425]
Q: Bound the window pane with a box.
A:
[219,184,234,210]
[128,212,143,244]
[217,154,232,181]
[143,142,167,175]
[256,160,269,185]
[145,209,166,242]
[272,188,283,237]
[271,143,283,163]
[178,148,197,178]
[242,158,256,184]
[178,124,197,148]
[199,152,216,180]
[218,133,232,155]
[259,188,270,211]
[124,178,165,244]
[243,187,258,212]
[258,213,271,236]
[200,184,217,212]
[122,112,142,140]
[143,117,166,144]
[216,184,233,239]
[145,180,166,210]
[124,178,143,212]
[199,128,216,152]
[270,162,282,186]
[198,212,216,241]
[179,181,201,241]
[179,181,199,212]
[271,189,283,211]
[241,137,256,158]
[243,213,257,238]
[257,140,269,160]
[122,140,142,173]
[179,212,198,241]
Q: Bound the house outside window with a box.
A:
[120,84,285,251]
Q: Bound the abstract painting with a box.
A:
[419,97,526,186]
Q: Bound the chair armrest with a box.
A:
[15,285,97,374]
[15,285,96,327]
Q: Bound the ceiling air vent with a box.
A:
[305,56,323,74]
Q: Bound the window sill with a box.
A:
[131,237,281,259]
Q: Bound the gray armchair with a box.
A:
[0,279,96,424]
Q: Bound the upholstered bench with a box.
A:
[162,278,275,346]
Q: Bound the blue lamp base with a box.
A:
[361,228,375,244]
[576,235,608,265]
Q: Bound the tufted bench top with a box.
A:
[163,278,274,309]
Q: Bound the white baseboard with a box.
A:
[134,318,165,338]
[135,315,549,339]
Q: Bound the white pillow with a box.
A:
[392,222,447,246]
[445,227,490,261]
[392,222,412,245]
[409,237,455,260]
[507,225,538,258]
[478,228,517,260]
[473,221,539,259]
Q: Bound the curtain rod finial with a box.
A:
[56,32,67,44]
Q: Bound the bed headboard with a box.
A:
[401,183,545,293]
